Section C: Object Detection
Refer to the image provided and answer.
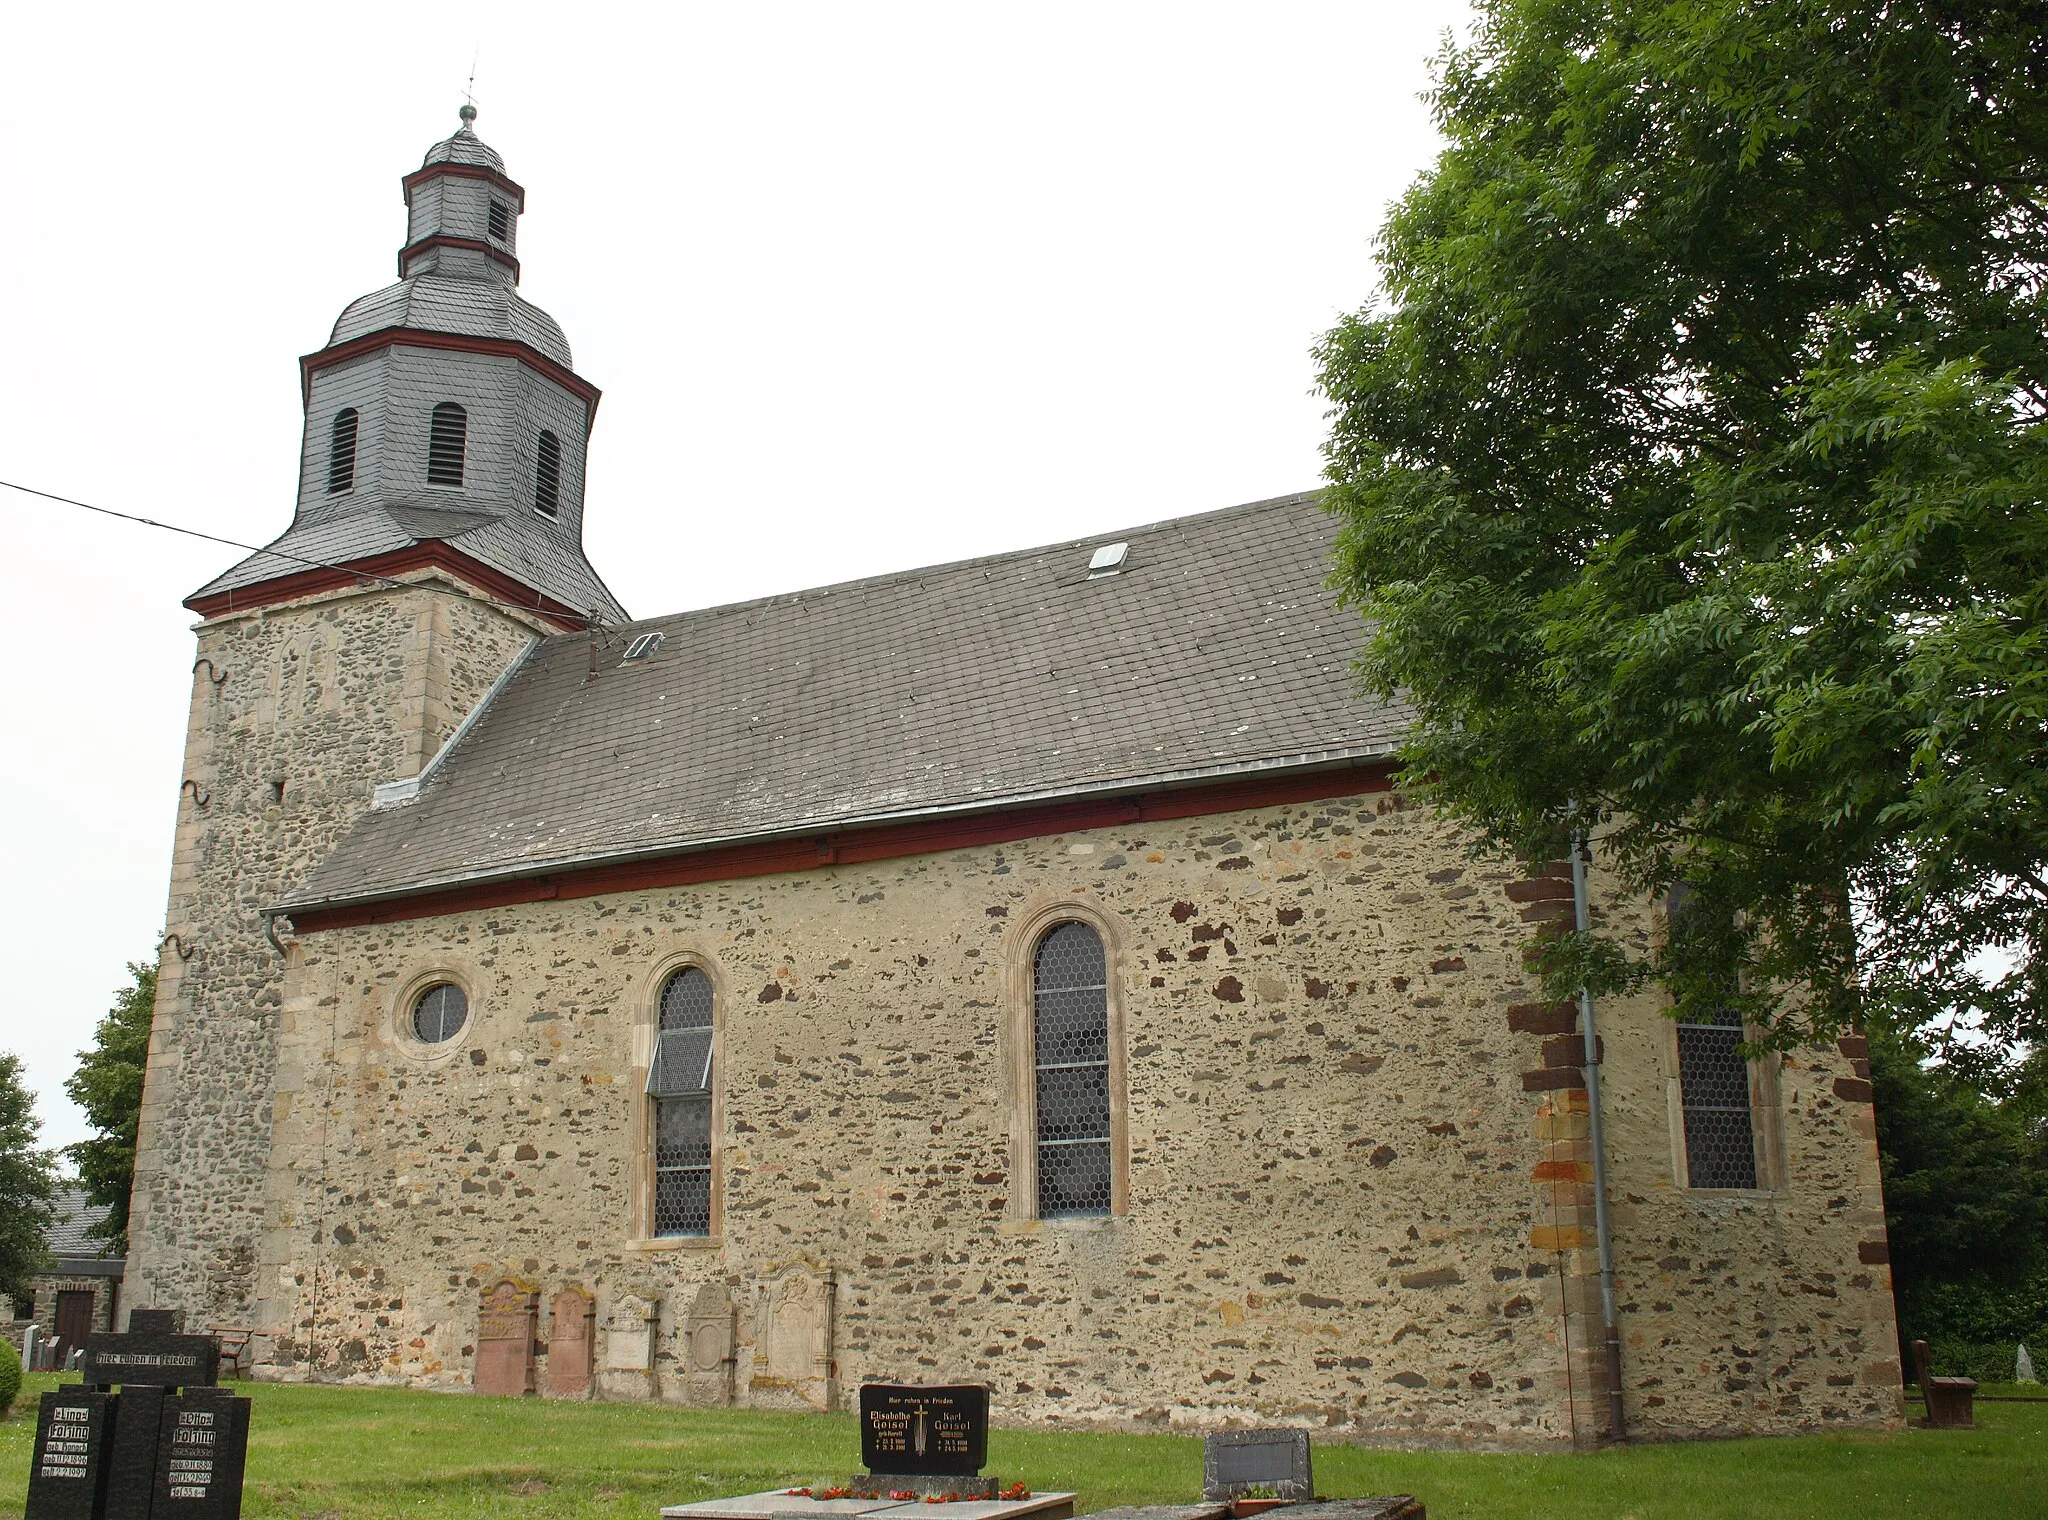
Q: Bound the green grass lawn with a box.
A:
[4,1373,2044,1520]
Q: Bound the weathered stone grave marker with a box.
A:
[859,1383,992,1496]
[546,1287,595,1398]
[1201,1430,1314,1503]
[26,1307,251,1520]
[475,1278,539,1397]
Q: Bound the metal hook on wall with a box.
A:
[180,778,211,811]
[159,932,195,962]
[193,657,229,688]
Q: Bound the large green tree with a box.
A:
[1317,0,2048,1046]
[0,1051,57,1306]
[64,962,155,1256]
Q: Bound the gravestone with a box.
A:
[546,1287,596,1398]
[748,1264,835,1411]
[151,1387,252,1517]
[684,1281,737,1407]
[858,1383,994,1498]
[475,1279,539,1397]
[1201,1430,1314,1502]
[600,1293,659,1402]
[25,1389,112,1519]
[27,1309,251,1520]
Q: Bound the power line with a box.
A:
[0,477,606,631]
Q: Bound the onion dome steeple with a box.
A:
[185,106,625,627]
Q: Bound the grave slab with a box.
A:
[880,1492,1077,1520]
[661,1493,911,1520]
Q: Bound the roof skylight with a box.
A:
[622,632,665,663]
[1087,542,1130,578]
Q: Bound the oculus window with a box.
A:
[411,983,468,1044]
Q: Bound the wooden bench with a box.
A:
[1912,1338,1978,1428]
[207,1325,264,1379]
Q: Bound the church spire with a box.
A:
[397,104,527,286]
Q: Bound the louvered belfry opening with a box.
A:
[328,408,358,493]
[427,402,468,486]
[1033,921,1112,1217]
[488,198,511,242]
[648,967,715,1235]
[535,430,562,517]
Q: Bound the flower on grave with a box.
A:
[1000,1483,1033,1501]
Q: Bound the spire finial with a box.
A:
[458,102,477,129]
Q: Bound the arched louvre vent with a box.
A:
[327,408,358,494]
[535,430,562,517]
[488,199,511,242]
[427,403,467,486]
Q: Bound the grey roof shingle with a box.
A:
[331,277,573,367]
[281,491,1409,913]
[423,123,504,173]
[45,1187,120,1263]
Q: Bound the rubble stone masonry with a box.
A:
[248,790,1901,1445]
[127,581,541,1326]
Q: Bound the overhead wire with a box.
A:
[0,477,611,632]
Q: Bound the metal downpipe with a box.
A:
[1572,831,1627,1441]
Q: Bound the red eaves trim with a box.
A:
[300,327,601,427]
[286,762,1399,934]
[184,540,589,630]
[402,161,527,211]
[398,234,521,280]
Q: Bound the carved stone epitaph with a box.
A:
[546,1287,596,1398]
[474,1279,539,1397]
[598,1293,659,1402]
[747,1262,835,1411]
[151,1387,254,1519]
[1202,1430,1314,1502]
[683,1281,736,1407]
[25,1389,112,1520]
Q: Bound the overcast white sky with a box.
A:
[0,2,1474,1153]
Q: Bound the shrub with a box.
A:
[0,1335,21,1418]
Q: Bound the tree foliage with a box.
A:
[64,962,155,1256]
[1316,0,2048,1046]
[0,1050,57,1305]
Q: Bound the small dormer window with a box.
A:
[328,408,358,494]
[535,430,562,517]
[427,403,467,487]
[488,200,511,243]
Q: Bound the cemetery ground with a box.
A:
[4,1373,2044,1520]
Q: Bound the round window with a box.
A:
[411,982,468,1044]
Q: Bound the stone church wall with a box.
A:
[127,583,540,1327]
[252,789,1900,1445]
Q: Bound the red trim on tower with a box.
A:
[402,161,527,210]
[184,540,590,630]
[398,234,521,280]
[300,327,601,427]
[283,762,1400,933]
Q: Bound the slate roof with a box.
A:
[186,503,629,622]
[331,277,572,367]
[423,123,504,173]
[44,1187,121,1267]
[280,491,1409,914]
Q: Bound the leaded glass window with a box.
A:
[1678,1019,1758,1189]
[411,982,467,1044]
[648,966,715,1236]
[1033,922,1111,1217]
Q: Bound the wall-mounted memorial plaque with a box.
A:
[151,1387,253,1519]
[25,1389,112,1520]
[857,1383,989,1477]
[1201,1430,1313,1502]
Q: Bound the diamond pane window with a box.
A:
[411,983,467,1044]
[1679,1020,1758,1189]
[328,408,358,494]
[427,402,467,486]
[1033,922,1111,1217]
[652,967,714,1236]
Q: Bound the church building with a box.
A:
[127,109,1905,1447]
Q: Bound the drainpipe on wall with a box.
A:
[1571,829,1627,1441]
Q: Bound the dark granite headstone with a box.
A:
[858,1383,989,1478]
[1201,1430,1313,1502]
[103,1384,167,1520]
[126,1311,185,1336]
[151,1387,252,1519]
[82,1333,219,1392]
[25,1389,112,1520]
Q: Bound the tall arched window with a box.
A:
[647,966,715,1236]
[427,402,467,486]
[327,408,358,494]
[1033,922,1112,1217]
[534,430,562,517]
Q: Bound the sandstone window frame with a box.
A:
[628,950,726,1251]
[1004,896,1130,1226]
[388,961,483,1071]
[1654,894,1785,1195]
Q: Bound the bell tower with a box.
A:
[126,109,624,1328]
